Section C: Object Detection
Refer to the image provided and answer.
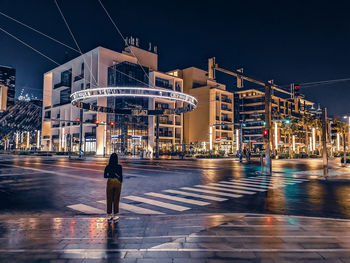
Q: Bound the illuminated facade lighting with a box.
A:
[292,135,295,152]
[209,126,213,151]
[337,133,340,152]
[312,127,316,151]
[274,122,278,150]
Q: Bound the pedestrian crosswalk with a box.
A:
[66,175,310,215]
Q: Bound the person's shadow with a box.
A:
[106,221,121,262]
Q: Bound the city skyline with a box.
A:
[0,0,350,116]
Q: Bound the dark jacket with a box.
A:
[104,164,123,183]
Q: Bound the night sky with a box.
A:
[0,0,349,116]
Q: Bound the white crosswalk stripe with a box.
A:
[209,182,267,192]
[219,180,274,189]
[123,195,190,211]
[256,176,308,182]
[66,175,310,215]
[145,192,209,206]
[195,185,256,195]
[241,178,295,185]
[163,189,228,202]
[181,187,242,198]
[97,200,164,214]
[67,204,104,214]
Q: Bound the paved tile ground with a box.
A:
[1,213,350,262]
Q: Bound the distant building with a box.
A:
[235,88,315,151]
[0,85,7,112]
[0,65,16,108]
[170,67,235,153]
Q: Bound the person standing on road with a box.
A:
[104,153,123,223]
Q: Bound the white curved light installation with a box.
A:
[70,86,198,114]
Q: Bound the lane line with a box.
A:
[181,187,242,198]
[67,204,104,214]
[219,181,274,189]
[163,189,228,202]
[209,183,267,192]
[97,200,164,214]
[123,196,190,211]
[145,192,210,206]
[0,164,103,182]
[195,185,255,195]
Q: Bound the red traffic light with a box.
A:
[110,122,115,126]
[294,84,300,90]
[263,129,269,136]
[76,118,80,122]
[95,120,100,126]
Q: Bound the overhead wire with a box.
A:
[0,26,60,66]
[97,0,153,87]
[0,10,80,53]
[54,0,98,88]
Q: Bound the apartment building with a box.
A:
[170,67,234,153]
[41,42,184,156]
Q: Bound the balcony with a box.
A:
[74,73,84,82]
[159,132,173,137]
[54,82,71,89]
[221,98,232,104]
[159,119,173,125]
[222,118,232,122]
[221,106,232,112]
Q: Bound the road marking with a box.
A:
[235,179,281,187]
[256,176,308,182]
[123,196,190,211]
[145,192,210,206]
[67,204,104,214]
[97,200,164,214]
[209,182,267,192]
[195,185,255,195]
[181,187,242,198]
[1,164,103,182]
[163,189,228,202]
[241,178,295,185]
[219,180,274,189]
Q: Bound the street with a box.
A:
[1,155,350,219]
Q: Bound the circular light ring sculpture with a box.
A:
[70,86,198,115]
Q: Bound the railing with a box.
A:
[175,122,181,126]
[221,106,232,112]
[74,73,84,82]
[222,118,232,122]
[159,120,173,125]
[221,98,232,103]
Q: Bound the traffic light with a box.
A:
[263,129,269,139]
[76,118,80,123]
[110,121,115,127]
[284,119,291,125]
[330,123,338,140]
[95,120,100,127]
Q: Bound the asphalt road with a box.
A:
[1,155,350,219]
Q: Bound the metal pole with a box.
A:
[78,109,83,158]
[264,84,272,175]
[321,108,328,179]
[156,115,160,159]
[343,133,347,167]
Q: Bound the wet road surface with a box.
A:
[1,155,350,219]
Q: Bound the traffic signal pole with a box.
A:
[264,84,272,175]
[78,109,83,158]
[321,108,328,179]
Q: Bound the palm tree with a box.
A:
[298,114,313,154]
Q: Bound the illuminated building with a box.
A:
[0,84,7,112]
[0,65,16,108]
[169,67,234,153]
[235,89,315,151]
[41,41,189,155]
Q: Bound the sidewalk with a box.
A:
[1,212,350,262]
